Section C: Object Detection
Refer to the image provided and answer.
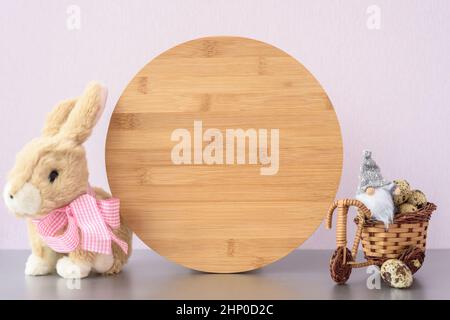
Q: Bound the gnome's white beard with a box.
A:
[356,187,395,229]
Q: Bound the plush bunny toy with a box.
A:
[3,82,132,279]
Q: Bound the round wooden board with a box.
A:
[106,37,343,273]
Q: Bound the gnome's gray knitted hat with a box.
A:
[357,150,391,194]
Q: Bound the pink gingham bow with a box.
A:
[33,188,128,255]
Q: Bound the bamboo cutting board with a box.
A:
[106,37,342,273]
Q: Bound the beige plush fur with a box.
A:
[3,82,132,278]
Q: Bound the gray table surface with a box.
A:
[0,249,448,300]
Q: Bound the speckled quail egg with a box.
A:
[398,203,418,214]
[380,259,413,288]
[393,179,411,206]
[408,189,427,208]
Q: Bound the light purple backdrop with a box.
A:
[1,0,449,250]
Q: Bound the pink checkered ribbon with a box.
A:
[33,188,128,255]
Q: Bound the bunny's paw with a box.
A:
[56,256,91,279]
[25,254,55,276]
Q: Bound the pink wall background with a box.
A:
[1,0,449,250]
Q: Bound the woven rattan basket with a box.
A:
[357,202,436,266]
[326,199,436,284]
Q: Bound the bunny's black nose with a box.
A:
[9,194,13,199]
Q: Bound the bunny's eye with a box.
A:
[48,170,59,183]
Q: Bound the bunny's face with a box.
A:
[3,137,88,218]
[3,83,107,218]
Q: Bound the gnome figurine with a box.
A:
[355,150,396,229]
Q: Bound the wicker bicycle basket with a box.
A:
[355,202,436,267]
[326,199,437,284]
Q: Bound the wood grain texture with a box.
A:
[105,37,343,273]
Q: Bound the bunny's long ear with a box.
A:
[42,98,77,136]
[58,82,107,145]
